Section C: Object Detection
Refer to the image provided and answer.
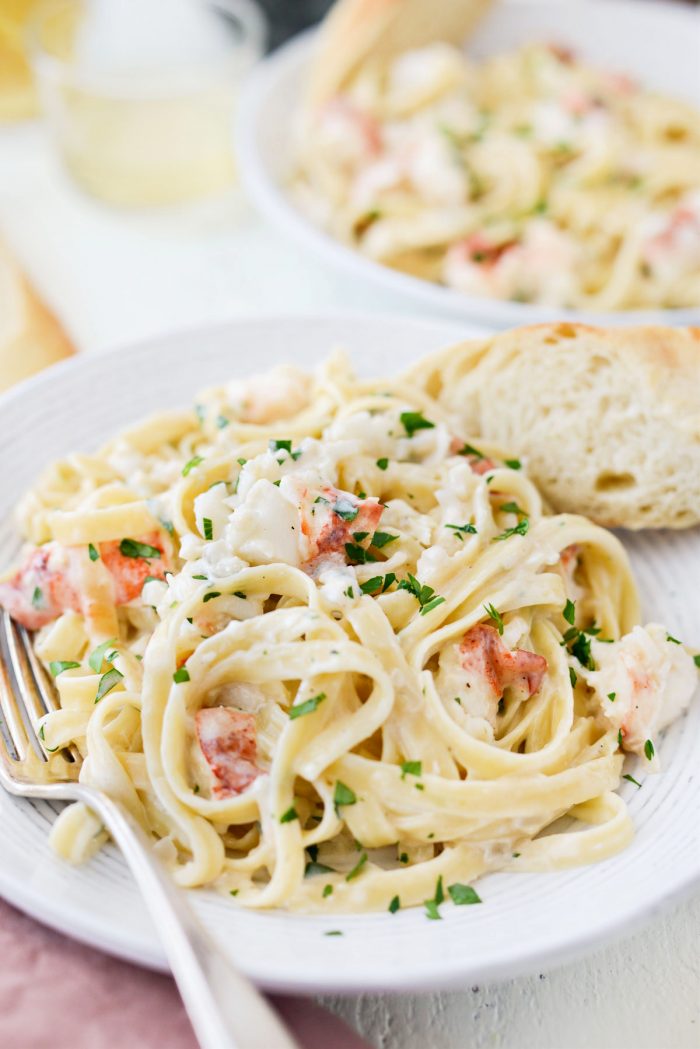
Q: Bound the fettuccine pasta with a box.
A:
[0,350,696,914]
[294,42,700,310]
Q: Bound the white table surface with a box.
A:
[1,121,699,1049]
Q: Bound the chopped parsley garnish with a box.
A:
[445,523,477,539]
[644,739,655,761]
[500,501,525,516]
[119,538,161,559]
[569,667,577,687]
[399,852,409,864]
[563,599,576,625]
[314,495,329,505]
[618,729,624,747]
[388,895,400,914]
[193,784,200,794]
[290,692,326,720]
[182,455,204,476]
[344,542,377,564]
[95,667,123,703]
[334,781,357,807]
[570,631,594,670]
[31,586,42,608]
[233,591,247,600]
[694,654,700,668]
[324,930,343,936]
[484,603,504,635]
[88,638,117,674]
[505,459,522,470]
[666,633,681,645]
[371,531,397,548]
[424,900,442,920]
[344,586,355,599]
[346,852,368,881]
[448,883,482,905]
[607,692,616,703]
[202,518,213,541]
[352,532,369,542]
[400,411,435,437]
[623,774,642,789]
[202,591,221,603]
[376,458,389,471]
[333,498,359,522]
[400,760,422,780]
[49,660,81,677]
[269,438,292,453]
[398,574,445,615]
[88,543,100,562]
[173,667,190,683]
[192,574,208,580]
[493,518,529,541]
[323,884,333,898]
[359,573,396,595]
[458,443,485,459]
[279,806,298,824]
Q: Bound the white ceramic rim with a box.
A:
[0,314,698,995]
[236,0,700,330]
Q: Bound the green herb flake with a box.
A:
[618,729,624,747]
[305,861,333,877]
[644,739,655,761]
[229,889,238,896]
[484,602,504,635]
[324,930,343,936]
[666,633,682,645]
[182,455,204,476]
[88,638,117,674]
[694,654,700,668]
[376,458,389,471]
[607,692,616,703]
[290,692,326,720]
[173,667,190,684]
[216,415,230,429]
[352,532,369,542]
[399,852,409,864]
[31,586,43,608]
[202,591,221,603]
[88,543,100,562]
[400,411,435,437]
[119,538,161,559]
[344,542,377,564]
[49,660,81,677]
[448,883,482,905]
[505,459,522,470]
[445,522,477,537]
[333,498,359,522]
[202,517,213,541]
[269,438,292,454]
[334,781,357,807]
[500,501,525,516]
[388,895,400,914]
[400,760,422,780]
[569,666,577,687]
[458,443,484,459]
[563,599,576,625]
[346,852,368,881]
[493,518,529,542]
[424,900,442,921]
[398,573,445,616]
[371,531,398,549]
[623,774,642,789]
[95,667,123,703]
[280,806,298,824]
[323,884,334,898]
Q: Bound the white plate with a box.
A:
[237,0,700,330]
[0,315,699,994]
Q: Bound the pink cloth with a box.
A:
[0,898,368,1049]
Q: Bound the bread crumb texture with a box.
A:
[428,323,700,530]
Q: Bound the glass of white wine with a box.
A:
[29,0,266,207]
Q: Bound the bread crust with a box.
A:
[304,0,492,110]
[414,323,700,530]
[0,243,75,393]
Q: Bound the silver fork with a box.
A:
[0,610,300,1049]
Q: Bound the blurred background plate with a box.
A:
[0,314,698,993]
[237,0,700,329]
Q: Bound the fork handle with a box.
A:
[76,786,301,1049]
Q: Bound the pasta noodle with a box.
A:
[293,42,700,310]
[0,348,696,915]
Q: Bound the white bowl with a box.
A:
[237,0,700,329]
[0,314,699,993]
